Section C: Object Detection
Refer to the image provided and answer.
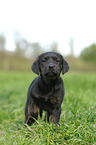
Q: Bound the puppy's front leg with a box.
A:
[50,107,61,124]
[25,97,38,126]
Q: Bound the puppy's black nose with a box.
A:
[48,64,55,69]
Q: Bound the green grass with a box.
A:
[0,71,96,145]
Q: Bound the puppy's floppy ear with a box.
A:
[31,56,40,75]
[62,57,70,75]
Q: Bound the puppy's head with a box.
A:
[32,52,69,78]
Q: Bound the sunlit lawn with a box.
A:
[0,71,96,144]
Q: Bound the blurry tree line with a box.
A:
[0,32,59,71]
[0,32,96,71]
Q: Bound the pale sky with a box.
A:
[0,0,96,56]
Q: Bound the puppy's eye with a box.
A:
[56,59,60,62]
[52,56,60,62]
[42,59,46,62]
[55,58,60,62]
[42,56,49,62]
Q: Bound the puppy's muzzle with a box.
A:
[48,63,55,69]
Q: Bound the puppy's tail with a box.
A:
[39,109,43,118]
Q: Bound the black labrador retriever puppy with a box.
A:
[25,52,69,125]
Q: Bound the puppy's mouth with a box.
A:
[45,70,58,77]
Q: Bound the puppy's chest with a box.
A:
[33,89,59,102]
[32,86,63,110]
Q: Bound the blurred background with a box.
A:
[0,0,96,72]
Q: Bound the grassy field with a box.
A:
[0,71,96,145]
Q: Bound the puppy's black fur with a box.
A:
[25,52,69,125]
